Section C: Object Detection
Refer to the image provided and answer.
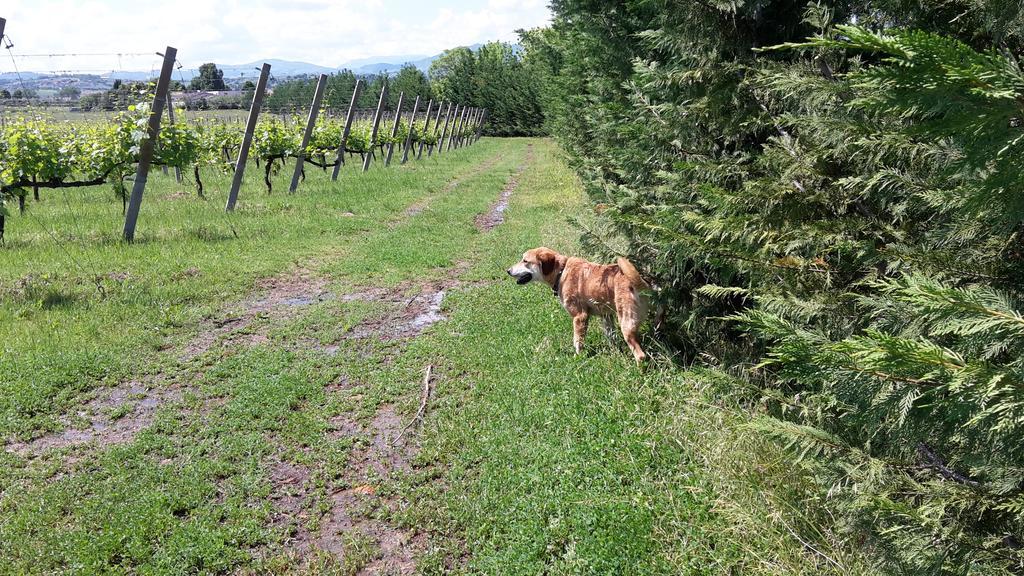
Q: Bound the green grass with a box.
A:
[0,138,862,574]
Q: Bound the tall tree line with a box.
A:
[429,42,545,136]
[532,1,1024,573]
[264,64,433,113]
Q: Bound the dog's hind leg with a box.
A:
[616,298,647,365]
[572,313,589,355]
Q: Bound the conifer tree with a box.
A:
[540,1,1024,572]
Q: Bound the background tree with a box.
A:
[429,46,476,105]
[430,42,545,136]
[11,89,37,100]
[389,64,432,110]
[189,63,226,91]
[58,86,81,100]
[363,73,390,110]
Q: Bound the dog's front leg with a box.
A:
[573,313,589,355]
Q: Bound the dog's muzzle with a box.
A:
[507,268,532,285]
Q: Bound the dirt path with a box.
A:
[2,145,534,574]
[475,143,534,231]
[2,151,509,459]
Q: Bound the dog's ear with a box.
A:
[541,255,555,276]
[538,248,558,276]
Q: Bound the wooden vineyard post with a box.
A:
[289,73,328,193]
[460,108,472,148]
[475,108,488,142]
[464,107,475,146]
[123,47,176,242]
[165,92,183,183]
[467,108,478,146]
[452,106,468,150]
[384,91,405,167]
[331,79,363,181]
[451,106,463,150]
[465,108,476,146]
[474,108,485,142]
[226,62,270,212]
[464,108,477,146]
[401,95,420,164]
[445,104,460,152]
[429,101,445,157]
[363,83,388,172]
[458,105,470,148]
[457,106,470,149]
[437,102,454,156]
[416,99,433,160]
[0,19,5,133]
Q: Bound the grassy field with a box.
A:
[0,138,855,574]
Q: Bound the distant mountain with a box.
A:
[216,59,337,80]
[0,71,45,81]
[342,53,429,69]
[343,44,482,76]
[1,44,494,92]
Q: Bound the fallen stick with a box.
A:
[394,364,433,444]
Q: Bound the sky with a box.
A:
[0,0,551,74]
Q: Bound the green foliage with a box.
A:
[189,62,226,91]
[389,64,433,110]
[430,42,544,136]
[542,0,1024,573]
[265,69,432,115]
[78,80,152,112]
[251,117,296,161]
[0,98,470,236]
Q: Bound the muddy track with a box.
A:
[3,149,520,573]
[266,271,492,572]
[4,379,181,456]
[2,150,509,459]
[236,150,518,571]
[396,152,505,225]
[475,143,534,232]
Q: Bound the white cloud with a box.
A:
[0,0,552,73]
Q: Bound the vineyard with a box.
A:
[0,69,484,242]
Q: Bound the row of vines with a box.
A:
[0,100,477,241]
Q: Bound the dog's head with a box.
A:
[507,247,563,286]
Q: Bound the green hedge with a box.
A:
[539,1,1024,573]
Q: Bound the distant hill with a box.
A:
[344,45,481,75]
[0,44,491,93]
[216,59,338,80]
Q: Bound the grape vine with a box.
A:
[0,101,473,239]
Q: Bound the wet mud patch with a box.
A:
[475,143,533,232]
[343,283,450,341]
[313,403,424,573]
[181,270,333,361]
[263,402,424,572]
[401,199,430,220]
[268,458,317,557]
[4,379,182,457]
[305,266,493,359]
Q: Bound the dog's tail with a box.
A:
[616,257,649,290]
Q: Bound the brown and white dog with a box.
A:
[507,247,648,364]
